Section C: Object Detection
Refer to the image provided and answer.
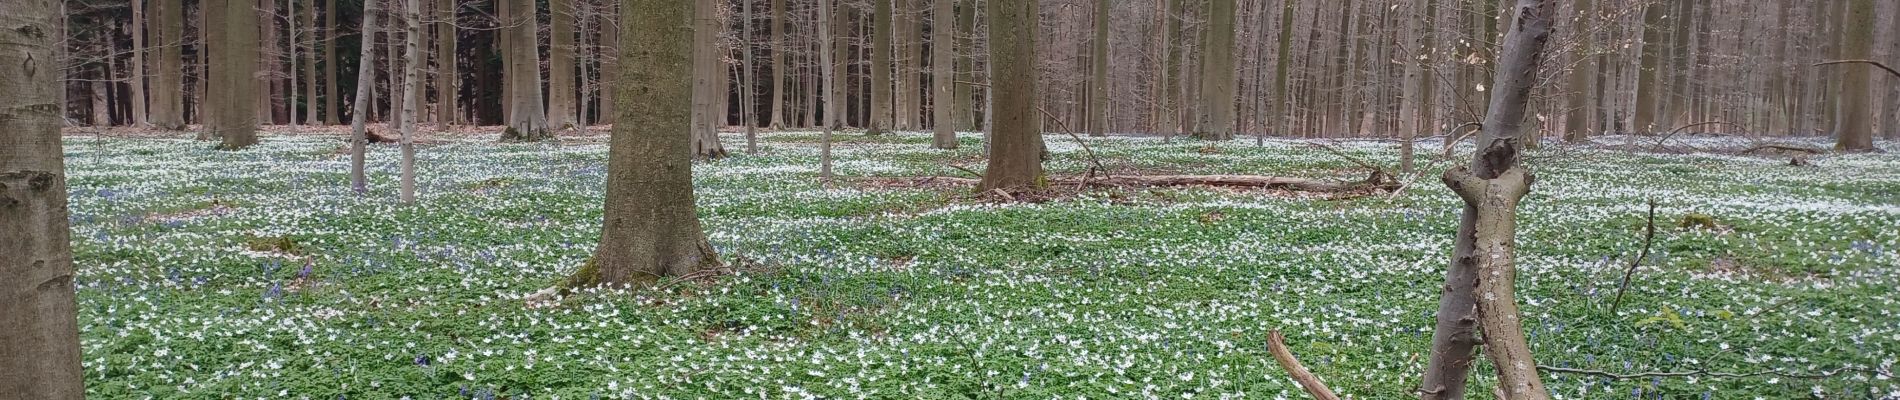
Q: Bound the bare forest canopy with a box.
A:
[56,0,1900,141]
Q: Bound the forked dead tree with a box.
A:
[1420,0,1558,399]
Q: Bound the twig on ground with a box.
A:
[1609,199,1658,315]
[1813,60,1900,78]
[1652,121,1745,150]
[1267,330,1341,400]
[1538,365,1893,380]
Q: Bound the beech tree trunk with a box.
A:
[930,0,956,149]
[398,0,421,203]
[302,0,317,125]
[869,0,893,134]
[588,0,720,286]
[1193,0,1237,140]
[152,0,187,129]
[979,0,1043,190]
[435,0,456,127]
[211,0,261,148]
[548,0,578,129]
[0,1,85,396]
[1421,0,1556,399]
[1631,2,1664,134]
[1562,0,1593,141]
[768,0,787,129]
[819,0,836,180]
[952,0,974,131]
[131,0,150,126]
[1087,0,1108,137]
[1834,0,1876,151]
[323,0,339,124]
[690,0,727,157]
[499,0,549,140]
[349,0,378,193]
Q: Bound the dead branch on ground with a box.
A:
[1267,330,1341,400]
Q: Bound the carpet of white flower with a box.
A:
[63,132,1900,399]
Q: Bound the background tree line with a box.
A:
[54,0,1900,148]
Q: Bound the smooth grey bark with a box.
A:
[689,0,726,158]
[768,0,787,129]
[1087,0,1108,137]
[586,0,719,286]
[152,0,187,129]
[1562,0,1593,142]
[500,0,550,141]
[0,0,85,397]
[302,0,318,125]
[1193,0,1237,140]
[548,0,578,129]
[930,0,956,149]
[979,0,1043,190]
[1834,0,1876,151]
[211,0,261,149]
[819,0,836,181]
[131,0,150,126]
[324,0,339,124]
[398,0,421,203]
[349,0,378,193]
[435,0,456,127]
[870,0,893,134]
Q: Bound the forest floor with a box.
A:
[63,129,1900,398]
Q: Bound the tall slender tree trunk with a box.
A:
[323,0,339,124]
[1086,0,1109,137]
[548,0,578,129]
[1661,0,1692,129]
[301,0,317,125]
[1562,0,1593,141]
[260,0,284,125]
[1271,0,1296,140]
[930,0,956,148]
[743,0,759,153]
[690,0,727,157]
[130,0,151,126]
[979,0,1043,190]
[1631,1,1664,133]
[1834,0,1876,151]
[952,0,975,131]
[436,0,456,127]
[0,0,85,394]
[820,0,836,179]
[869,0,893,134]
[768,0,787,129]
[587,0,719,287]
[597,0,618,125]
[385,1,402,128]
[349,0,377,193]
[398,0,420,203]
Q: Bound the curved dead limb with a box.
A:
[1813,60,1900,78]
[1651,121,1745,150]
[1737,143,1826,155]
[1539,365,1894,380]
[1034,105,1111,188]
[1267,330,1341,400]
[1608,199,1657,315]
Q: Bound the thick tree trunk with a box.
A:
[1834,0,1876,151]
[0,1,84,395]
[349,0,378,193]
[500,0,550,141]
[597,0,618,125]
[211,0,261,148]
[1421,0,1556,399]
[979,0,1043,190]
[930,0,956,149]
[152,0,187,129]
[548,0,577,129]
[1193,0,1237,140]
[588,0,720,286]
[260,0,284,125]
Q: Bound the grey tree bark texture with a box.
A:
[1087,0,1109,137]
[398,0,422,203]
[1833,0,1876,151]
[210,0,260,149]
[501,0,550,141]
[978,0,1044,191]
[869,0,893,134]
[584,0,720,287]
[930,0,957,149]
[1193,0,1237,140]
[1420,0,1557,399]
[152,0,187,129]
[349,0,379,194]
[0,0,86,396]
[548,0,578,130]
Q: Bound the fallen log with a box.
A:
[915,172,1395,194]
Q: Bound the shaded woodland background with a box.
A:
[57,0,1900,143]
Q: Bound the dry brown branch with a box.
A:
[1651,121,1745,150]
[1267,330,1341,400]
[1538,365,1893,380]
[1813,60,1900,78]
[1608,199,1657,315]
